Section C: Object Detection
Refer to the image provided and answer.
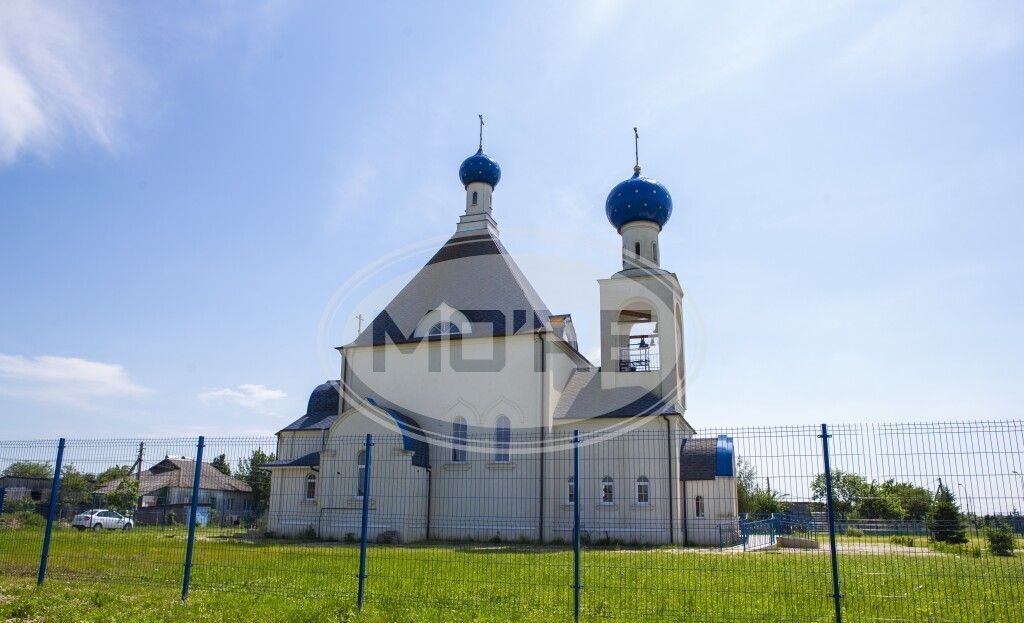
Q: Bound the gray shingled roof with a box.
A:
[264,451,320,468]
[553,368,680,419]
[95,458,251,495]
[679,438,718,481]
[350,231,553,347]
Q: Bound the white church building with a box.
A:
[265,128,738,546]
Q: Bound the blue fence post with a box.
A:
[181,435,205,600]
[0,486,6,517]
[820,424,843,623]
[37,438,65,586]
[572,430,581,623]
[357,433,374,610]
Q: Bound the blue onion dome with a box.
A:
[605,166,673,230]
[459,149,501,187]
[306,381,339,416]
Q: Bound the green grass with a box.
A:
[1,526,1021,622]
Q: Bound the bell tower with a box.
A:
[598,129,685,411]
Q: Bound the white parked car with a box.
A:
[71,509,134,531]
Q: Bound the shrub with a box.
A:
[985,521,1016,556]
[343,532,357,544]
[845,527,864,538]
[375,530,401,545]
[0,511,46,529]
[165,512,179,526]
[4,498,38,513]
[299,526,317,540]
[889,535,916,547]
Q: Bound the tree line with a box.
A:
[736,460,979,544]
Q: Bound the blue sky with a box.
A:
[1,1,1022,438]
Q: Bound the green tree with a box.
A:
[1,461,54,479]
[747,487,788,516]
[984,520,1017,556]
[211,454,231,476]
[237,448,276,515]
[811,470,867,517]
[736,457,758,514]
[105,478,139,514]
[57,464,96,507]
[926,483,967,544]
[881,480,933,521]
[854,483,906,520]
[96,465,133,484]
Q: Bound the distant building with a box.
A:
[96,457,253,523]
[0,475,52,504]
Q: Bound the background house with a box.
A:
[0,475,51,508]
[96,457,253,525]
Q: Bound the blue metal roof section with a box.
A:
[459,149,501,188]
[605,168,672,230]
[365,397,431,469]
[715,435,735,477]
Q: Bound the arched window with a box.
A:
[428,321,460,337]
[634,242,641,259]
[695,495,705,518]
[652,242,658,263]
[567,477,576,505]
[636,476,650,504]
[472,191,478,206]
[601,476,614,504]
[356,451,366,497]
[494,416,511,462]
[617,308,659,372]
[305,473,317,500]
[452,417,468,463]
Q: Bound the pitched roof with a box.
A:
[95,458,252,495]
[553,368,680,419]
[350,231,553,347]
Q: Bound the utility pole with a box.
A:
[135,442,144,511]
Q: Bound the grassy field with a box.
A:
[0,526,1021,622]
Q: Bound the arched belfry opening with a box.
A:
[616,306,660,372]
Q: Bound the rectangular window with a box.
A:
[636,478,650,504]
[357,450,367,498]
[305,474,317,500]
[601,477,614,504]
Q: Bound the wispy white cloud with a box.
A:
[198,384,287,412]
[0,353,149,409]
[0,1,141,164]
[837,1,1024,83]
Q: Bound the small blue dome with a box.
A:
[605,168,673,230]
[306,381,339,416]
[459,149,501,188]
